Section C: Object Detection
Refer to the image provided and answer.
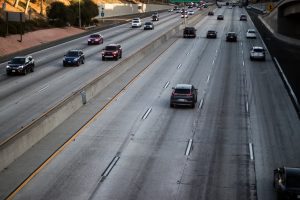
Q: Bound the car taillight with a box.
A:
[113,51,118,55]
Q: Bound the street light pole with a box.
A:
[79,0,81,28]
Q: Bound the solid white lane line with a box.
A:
[246,101,249,113]
[249,143,254,160]
[185,139,193,156]
[142,108,152,120]
[164,81,170,89]
[177,64,182,69]
[102,156,120,177]
[243,61,245,67]
[212,59,215,65]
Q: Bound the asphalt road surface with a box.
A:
[3,6,300,200]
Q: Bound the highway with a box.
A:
[1,5,300,200]
[0,10,185,143]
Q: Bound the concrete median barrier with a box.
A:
[0,9,209,172]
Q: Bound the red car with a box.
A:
[88,34,103,45]
[102,44,122,61]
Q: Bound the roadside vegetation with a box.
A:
[0,0,99,36]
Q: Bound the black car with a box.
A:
[63,50,85,66]
[6,56,35,75]
[217,14,224,20]
[274,167,300,199]
[226,32,237,42]
[183,27,196,38]
[207,30,217,38]
[102,44,122,61]
[240,14,247,21]
[208,11,214,16]
[170,84,198,108]
[144,22,154,30]
[152,14,159,21]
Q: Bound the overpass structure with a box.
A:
[260,0,300,40]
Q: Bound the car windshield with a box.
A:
[105,46,117,51]
[228,33,236,36]
[11,58,25,64]
[286,174,300,188]
[67,51,79,57]
[248,30,255,33]
[90,34,100,38]
[133,20,140,23]
[253,48,263,52]
[174,89,191,94]
[145,22,152,25]
[208,31,215,33]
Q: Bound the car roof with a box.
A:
[132,18,140,20]
[247,29,255,31]
[69,49,81,52]
[13,56,27,59]
[175,84,193,89]
[253,46,264,49]
[284,167,300,177]
[106,44,119,47]
[185,27,195,29]
[228,32,236,34]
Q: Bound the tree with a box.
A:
[47,2,75,26]
[70,0,99,26]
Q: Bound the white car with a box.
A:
[131,18,142,28]
[246,29,257,39]
[250,46,266,61]
[187,10,194,15]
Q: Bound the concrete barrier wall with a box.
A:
[0,10,205,172]
[97,4,172,18]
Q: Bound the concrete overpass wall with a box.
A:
[277,0,300,39]
[97,4,172,18]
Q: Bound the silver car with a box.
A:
[250,46,265,61]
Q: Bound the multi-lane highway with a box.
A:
[1,4,300,200]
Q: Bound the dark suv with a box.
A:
[226,32,237,42]
[63,50,85,66]
[102,44,122,61]
[6,56,35,75]
[207,30,217,38]
[183,27,196,38]
[170,84,197,108]
[240,14,247,21]
[274,167,300,199]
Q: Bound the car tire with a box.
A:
[191,103,195,108]
[250,57,253,61]
[30,67,34,72]
[7,72,11,76]
[82,59,84,64]
[77,61,80,66]
[102,57,105,61]
[170,103,174,108]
